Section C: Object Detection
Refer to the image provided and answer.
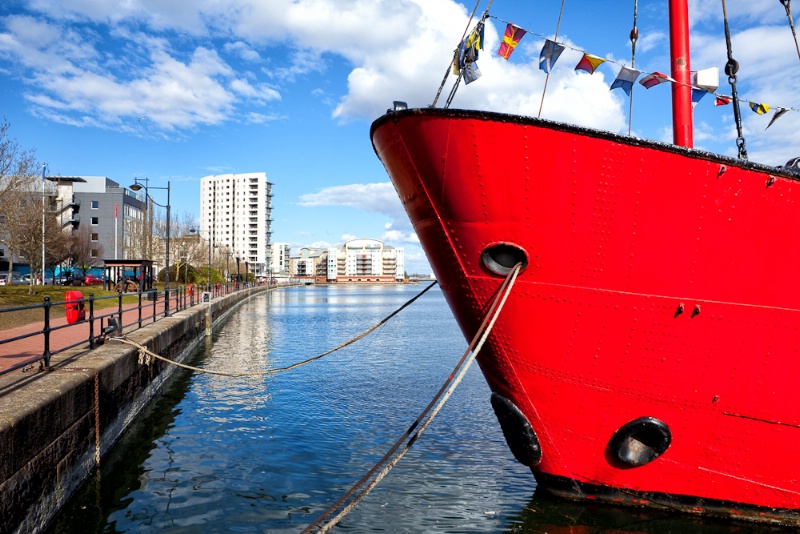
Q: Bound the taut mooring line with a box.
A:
[302,263,522,534]
[112,281,438,377]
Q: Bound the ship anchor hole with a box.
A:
[481,243,529,276]
[607,417,671,468]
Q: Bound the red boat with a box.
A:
[370,0,800,526]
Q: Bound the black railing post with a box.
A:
[164,288,169,318]
[117,291,123,334]
[138,291,143,329]
[42,296,51,369]
[88,293,95,349]
[152,289,157,322]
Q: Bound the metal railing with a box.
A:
[0,283,244,377]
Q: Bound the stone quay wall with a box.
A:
[0,286,271,534]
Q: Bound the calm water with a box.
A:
[48,285,793,533]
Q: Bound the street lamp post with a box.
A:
[225,248,231,290]
[130,178,171,299]
[236,256,240,288]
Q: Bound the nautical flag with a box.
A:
[714,95,732,106]
[498,23,526,60]
[639,71,673,89]
[574,53,605,74]
[41,163,46,182]
[750,102,770,115]
[463,62,482,84]
[539,39,565,73]
[767,107,789,129]
[610,66,641,96]
[458,21,485,70]
[691,88,708,109]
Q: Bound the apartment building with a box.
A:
[269,242,291,276]
[200,172,273,280]
[290,239,405,283]
[71,176,147,261]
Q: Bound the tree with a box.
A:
[14,202,72,292]
[0,120,41,284]
[70,224,104,276]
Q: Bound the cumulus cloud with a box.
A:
[0,0,628,135]
[0,0,797,163]
[223,41,261,62]
[298,182,406,222]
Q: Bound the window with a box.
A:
[90,249,98,258]
[91,233,99,241]
[91,200,99,209]
[91,217,99,225]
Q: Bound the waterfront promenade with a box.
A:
[0,285,271,534]
[0,299,151,374]
[0,287,225,375]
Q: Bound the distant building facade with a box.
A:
[290,238,404,283]
[200,172,273,280]
[69,176,146,261]
[269,242,291,276]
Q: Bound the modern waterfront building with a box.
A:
[0,175,146,268]
[199,172,273,280]
[290,247,328,278]
[269,242,291,277]
[69,176,147,261]
[290,238,405,283]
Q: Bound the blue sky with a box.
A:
[1,0,798,274]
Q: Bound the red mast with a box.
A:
[669,0,693,147]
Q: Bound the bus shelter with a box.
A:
[103,260,155,293]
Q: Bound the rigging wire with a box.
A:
[538,0,567,119]
[721,0,748,160]
[433,0,485,107]
[628,0,639,136]
[112,281,438,377]
[301,264,522,534]
[781,0,800,60]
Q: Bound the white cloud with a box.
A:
[382,229,419,244]
[298,182,406,222]
[223,41,261,62]
[2,0,797,164]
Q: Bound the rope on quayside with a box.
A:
[111,281,438,377]
[300,263,522,534]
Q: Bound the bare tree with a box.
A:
[70,224,104,276]
[14,203,73,292]
[124,209,149,259]
[0,120,41,283]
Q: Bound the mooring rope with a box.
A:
[301,263,522,534]
[111,281,438,377]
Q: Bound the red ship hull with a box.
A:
[371,107,800,525]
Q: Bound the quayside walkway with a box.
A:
[0,285,274,534]
[1,299,152,373]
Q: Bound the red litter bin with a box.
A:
[188,283,193,296]
[65,290,86,324]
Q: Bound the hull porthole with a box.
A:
[481,242,528,276]
[607,417,671,468]
[490,393,542,467]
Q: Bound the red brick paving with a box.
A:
[0,292,189,373]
